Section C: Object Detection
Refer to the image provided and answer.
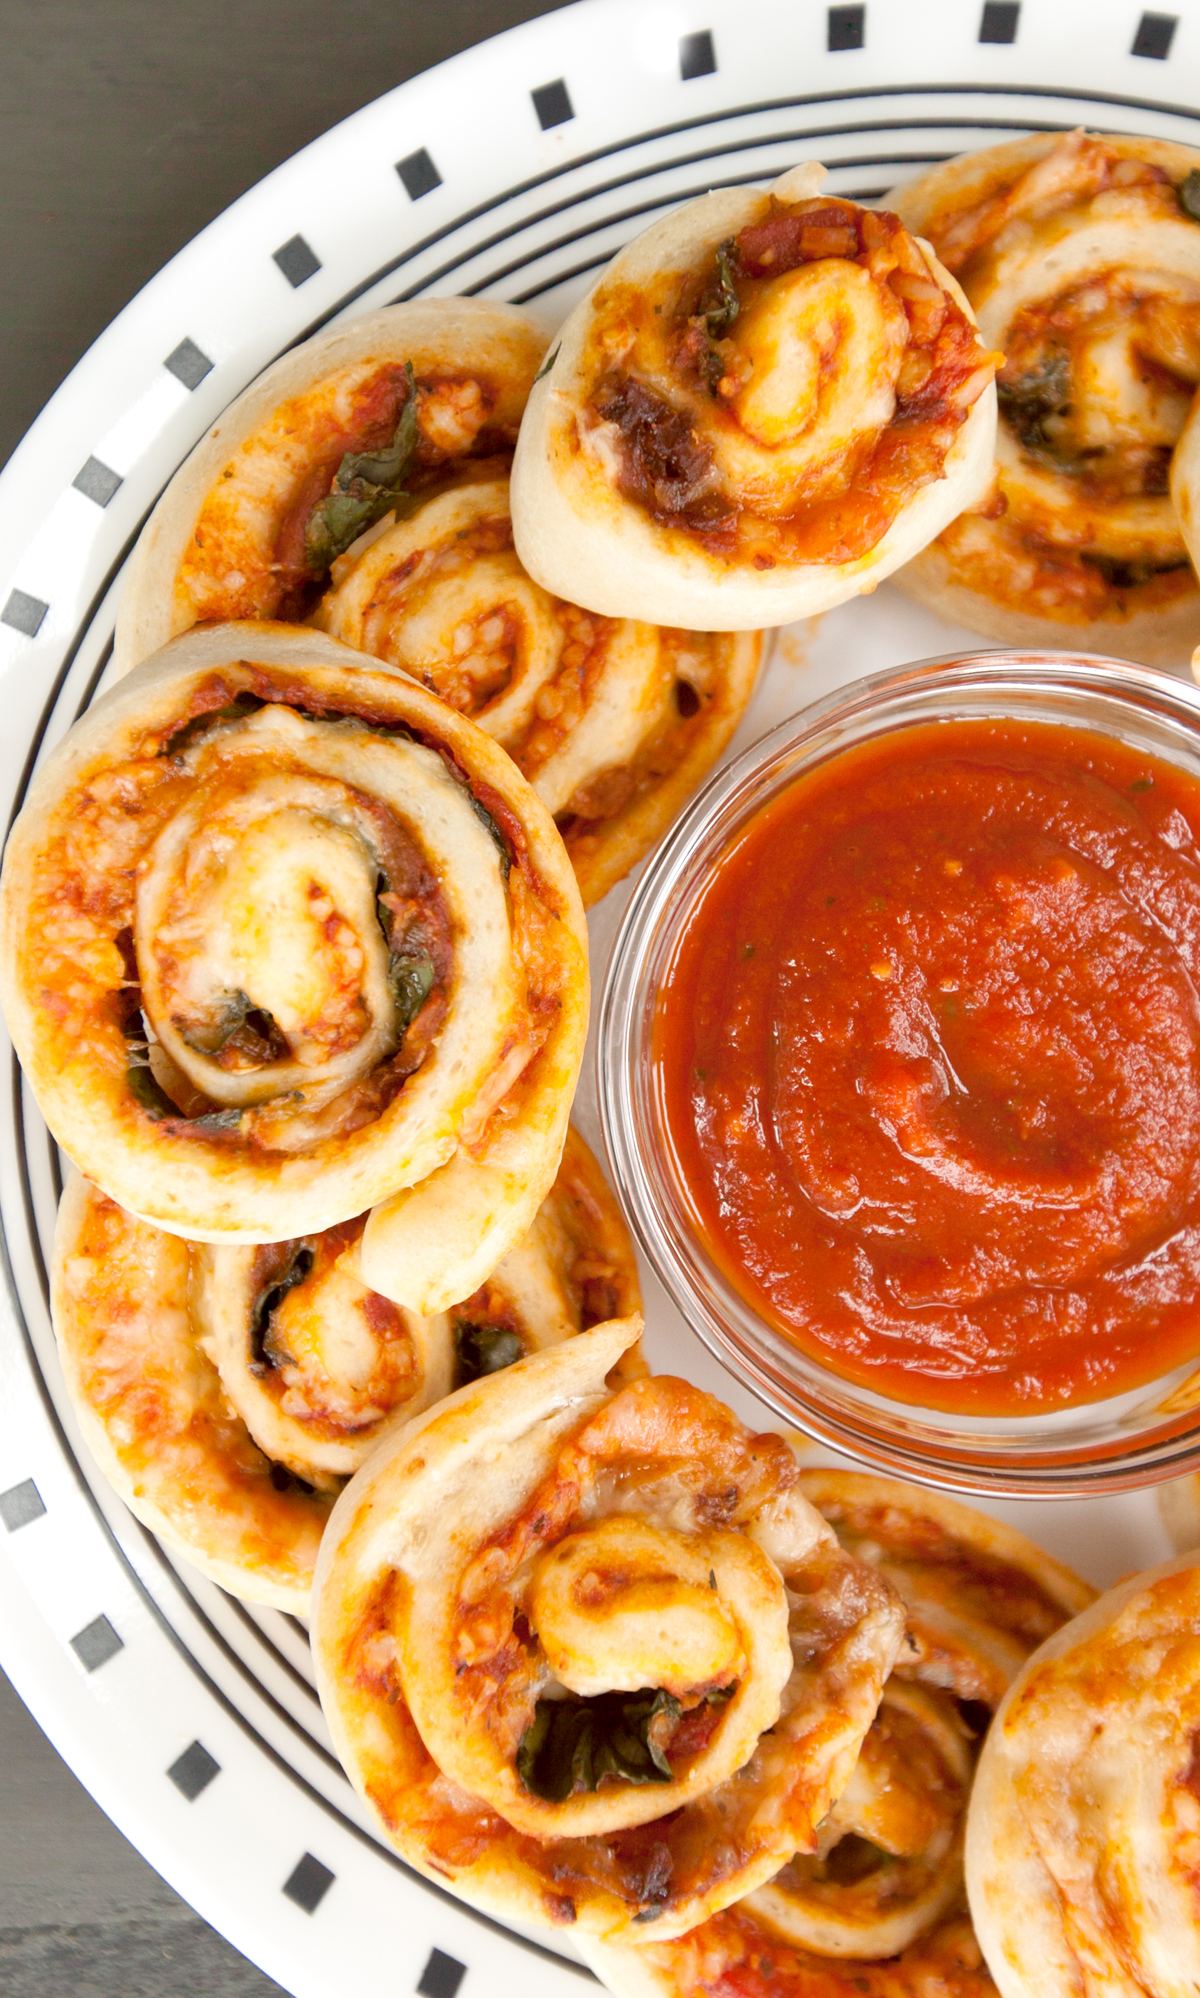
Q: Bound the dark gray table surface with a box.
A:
[0,6,567,1993]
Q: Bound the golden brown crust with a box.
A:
[891,131,1200,665]
[52,1129,639,1612]
[511,167,996,630]
[580,1911,998,1998]
[966,1553,1200,1998]
[315,471,763,905]
[52,1172,332,1612]
[311,1329,906,1943]
[0,622,587,1312]
[114,300,552,672]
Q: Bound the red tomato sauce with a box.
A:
[655,719,1200,1414]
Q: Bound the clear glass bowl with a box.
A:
[598,651,1200,1497]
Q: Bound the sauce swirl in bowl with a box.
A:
[655,719,1200,1415]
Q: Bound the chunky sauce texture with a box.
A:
[657,720,1200,1413]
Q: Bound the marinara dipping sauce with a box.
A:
[656,718,1200,1415]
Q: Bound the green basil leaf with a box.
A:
[304,362,421,573]
[517,1688,681,1803]
[126,1056,179,1121]
[1181,170,1200,221]
[250,1246,315,1375]
[705,239,741,339]
[388,951,435,1033]
[455,1322,525,1384]
[469,795,512,880]
[533,343,561,385]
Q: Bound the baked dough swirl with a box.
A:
[114,300,549,671]
[966,1553,1200,1998]
[581,1475,1091,1998]
[50,1129,637,1611]
[317,475,760,905]
[579,1912,998,1998]
[745,1473,1095,1962]
[0,622,587,1311]
[312,1322,906,1942]
[892,131,1200,665]
[511,161,997,629]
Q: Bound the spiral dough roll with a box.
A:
[581,1473,1092,1998]
[892,130,1200,666]
[49,1129,637,1612]
[312,1322,906,1942]
[0,622,588,1312]
[966,1553,1200,1998]
[113,299,551,672]
[510,161,997,629]
[317,475,761,905]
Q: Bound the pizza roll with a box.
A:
[510,160,997,630]
[51,1130,638,1612]
[0,622,587,1312]
[741,1472,1094,1962]
[312,1322,906,1942]
[579,1911,998,1998]
[795,1471,1095,1709]
[891,129,1200,665]
[114,299,550,671]
[966,1553,1200,1998]
[317,475,761,905]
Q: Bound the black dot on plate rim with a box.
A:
[679,29,717,79]
[282,1852,334,1913]
[273,234,322,288]
[1131,10,1178,57]
[531,78,574,130]
[168,1739,221,1801]
[2,588,49,638]
[397,147,442,201]
[163,337,214,390]
[827,4,866,51]
[979,0,1019,42]
[0,1478,45,1530]
[70,1614,123,1673]
[417,1948,467,1998]
[72,456,123,508]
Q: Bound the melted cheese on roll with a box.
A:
[52,1129,638,1611]
[0,622,587,1312]
[966,1553,1200,1998]
[312,1323,906,1942]
[892,130,1200,666]
[510,161,996,630]
[114,300,549,671]
[318,476,760,905]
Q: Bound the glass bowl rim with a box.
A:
[597,647,1200,1499]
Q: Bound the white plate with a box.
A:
[0,1,1193,1991]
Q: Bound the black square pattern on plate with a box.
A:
[2,588,48,638]
[679,29,717,78]
[418,1949,467,1998]
[273,234,322,288]
[164,338,214,390]
[72,456,123,507]
[979,1,1019,41]
[168,1740,220,1801]
[397,147,442,200]
[282,1853,334,1913]
[1132,10,1177,56]
[532,78,573,129]
[827,4,865,49]
[0,1479,45,1531]
[70,1615,123,1673]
